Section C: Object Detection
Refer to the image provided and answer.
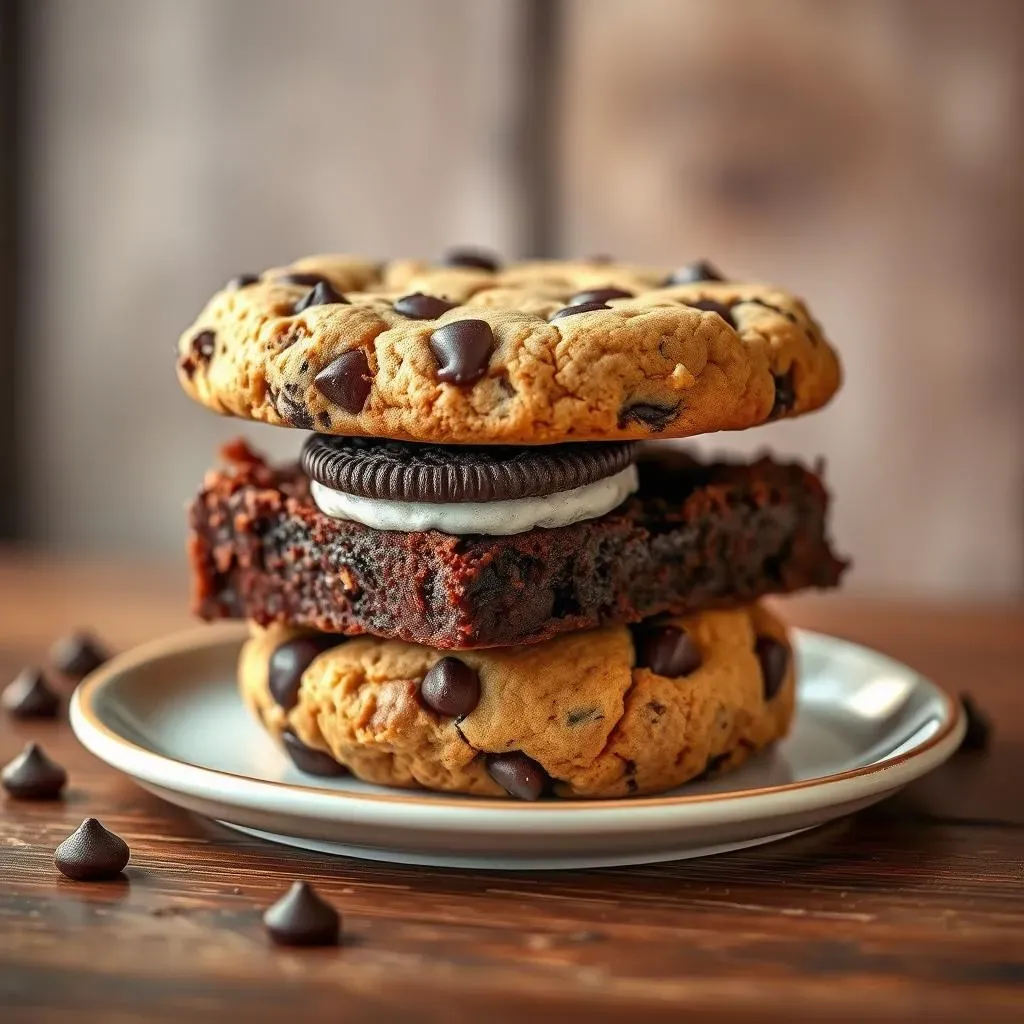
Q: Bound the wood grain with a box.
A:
[1,550,1023,1023]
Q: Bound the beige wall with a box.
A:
[20,0,1024,596]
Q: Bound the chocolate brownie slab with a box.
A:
[189,440,846,649]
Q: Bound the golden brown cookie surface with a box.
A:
[239,604,795,799]
[178,255,840,444]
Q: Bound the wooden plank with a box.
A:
[558,0,1024,594]
[0,0,21,538]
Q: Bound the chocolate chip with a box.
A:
[959,693,991,751]
[294,280,349,314]
[569,287,633,306]
[755,636,789,700]
[429,320,494,384]
[226,273,260,290]
[272,388,315,429]
[618,401,681,432]
[634,625,702,677]
[278,271,329,287]
[2,667,60,718]
[2,743,67,800]
[486,751,549,800]
[770,369,796,419]
[687,298,736,329]
[393,293,457,320]
[691,751,731,783]
[263,881,341,947]
[442,247,501,272]
[667,260,726,285]
[420,658,481,718]
[50,632,110,680]
[314,349,373,414]
[180,329,217,378]
[54,818,130,880]
[281,730,348,777]
[268,635,348,710]
[549,300,610,321]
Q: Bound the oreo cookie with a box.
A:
[301,435,636,504]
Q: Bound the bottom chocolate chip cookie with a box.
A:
[239,604,795,799]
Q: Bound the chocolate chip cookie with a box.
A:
[177,254,841,444]
[239,603,794,799]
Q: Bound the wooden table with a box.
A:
[1,551,1022,1023]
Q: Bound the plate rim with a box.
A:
[70,621,966,829]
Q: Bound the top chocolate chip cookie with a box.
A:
[176,251,841,444]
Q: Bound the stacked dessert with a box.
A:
[177,252,845,800]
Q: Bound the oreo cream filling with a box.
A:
[310,464,638,535]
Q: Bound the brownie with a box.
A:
[189,440,847,650]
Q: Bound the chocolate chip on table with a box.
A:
[2,667,61,718]
[486,751,550,801]
[755,636,789,700]
[281,730,348,777]
[2,743,67,800]
[50,632,110,681]
[568,287,633,306]
[617,401,681,432]
[770,369,797,419]
[549,300,610,321]
[314,350,373,413]
[420,658,481,718]
[294,280,349,314]
[442,247,501,272]
[263,881,341,947]
[959,693,991,752]
[226,273,260,290]
[633,625,702,677]
[393,293,457,320]
[666,260,726,285]
[687,298,737,329]
[429,320,494,384]
[268,635,348,710]
[278,271,329,287]
[54,818,130,880]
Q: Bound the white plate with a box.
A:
[71,623,964,870]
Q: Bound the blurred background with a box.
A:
[0,0,1021,595]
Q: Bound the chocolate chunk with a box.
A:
[667,260,726,285]
[755,636,789,700]
[180,330,217,378]
[294,280,349,314]
[281,730,348,777]
[54,818,130,880]
[770,369,796,419]
[263,881,341,947]
[226,273,260,290]
[486,751,549,800]
[634,625,702,677]
[314,349,373,414]
[268,635,348,710]
[278,271,329,287]
[569,287,633,305]
[442,247,500,272]
[420,658,480,718]
[2,743,67,800]
[617,401,681,432]
[393,293,457,320]
[959,693,991,752]
[302,434,636,503]
[50,632,110,680]
[429,320,494,384]
[549,300,610,321]
[687,298,736,329]
[2,667,60,718]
